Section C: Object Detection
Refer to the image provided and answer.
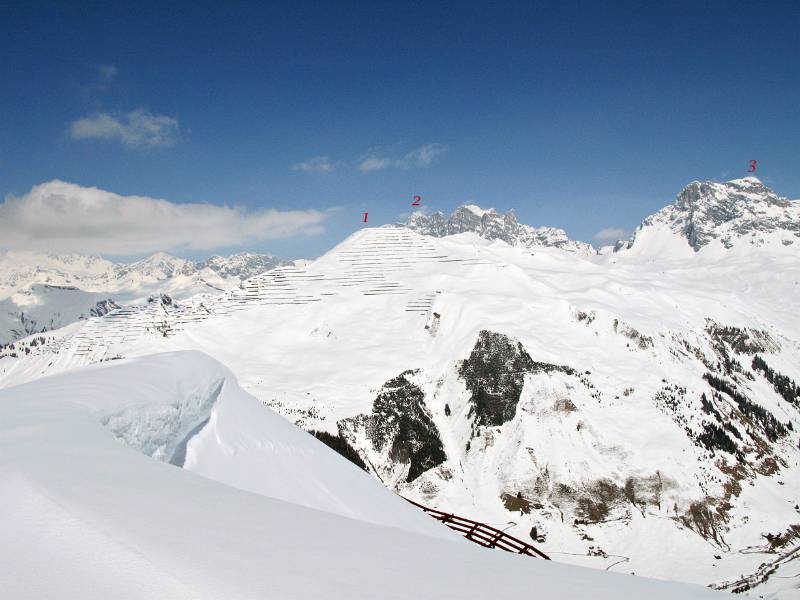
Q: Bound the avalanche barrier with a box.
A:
[404,497,550,559]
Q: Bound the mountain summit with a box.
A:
[405,205,595,254]
[619,177,800,253]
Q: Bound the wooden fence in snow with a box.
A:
[403,497,550,560]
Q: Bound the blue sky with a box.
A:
[1,1,798,259]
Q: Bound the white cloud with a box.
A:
[68,110,180,147]
[292,156,334,173]
[593,227,629,243]
[0,180,328,255]
[358,156,394,173]
[358,143,447,173]
[402,143,447,168]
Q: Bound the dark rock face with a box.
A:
[459,331,535,427]
[367,370,446,482]
[458,330,575,428]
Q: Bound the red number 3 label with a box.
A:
[748,160,757,173]
[412,195,421,206]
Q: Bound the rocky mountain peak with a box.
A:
[405,204,595,254]
[114,252,195,280]
[622,177,800,252]
[198,252,285,279]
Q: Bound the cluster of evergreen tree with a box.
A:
[752,355,800,408]
[700,393,742,440]
[1,336,48,357]
[697,423,738,456]
[703,373,787,442]
[700,393,721,419]
[706,323,769,354]
[309,430,368,471]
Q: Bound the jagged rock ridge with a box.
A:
[406,204,595,254]
[619,177,800,252]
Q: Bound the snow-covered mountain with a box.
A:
[406,204,595,254]
[113,251,198,281]
[0,250,286,344]
[115,251,285,283]
[1,176,798,596]
[198,252,287,279]
[0,284,119,345]
[0,250,119,296]
[617,176,800,255]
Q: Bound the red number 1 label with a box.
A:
[748,160,757,173]
[362,212,368,223]
[412,195,421,206]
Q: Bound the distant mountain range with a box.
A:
[3,176,798,345]
[0,251,286,344]
[406,176,800,256]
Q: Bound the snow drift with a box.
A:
[0,351,725,599]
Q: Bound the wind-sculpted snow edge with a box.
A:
[0,350,729,599]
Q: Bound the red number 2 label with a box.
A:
[412,195,421,206]
[748,160,757,173]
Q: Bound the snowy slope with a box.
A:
[1,176,798,596]
[0,351,724,599]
